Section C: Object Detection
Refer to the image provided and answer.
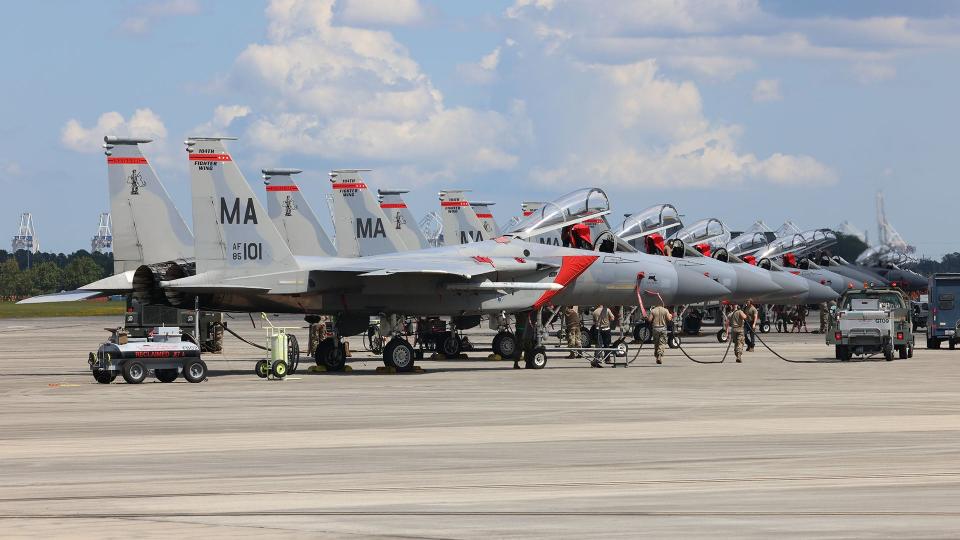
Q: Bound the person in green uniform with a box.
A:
[726,304,749,363]
[647,304,673,365]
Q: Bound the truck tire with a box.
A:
[908,344,914,358]
[951,340,956,350]
[883,344,894,361]
[92,369,116,384]
[155,368,179,383]
[183,360,207,383]
[898,345,908,359]
[836,345,851,361]
[927,338,941,349]
[122,361,147,384]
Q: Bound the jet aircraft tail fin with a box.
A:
[471,201,500,237]
[186,137,297,274]
[329,170,408,256]
[263,168,336,257]
[439,190,489,244]
[104,136,193,273]
[378,189,428,250]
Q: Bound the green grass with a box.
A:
[0,301,125,319]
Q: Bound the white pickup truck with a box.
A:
[828,289,915,361]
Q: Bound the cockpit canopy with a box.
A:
[505,188,611,240]
[615,204,683,242]
[856,244,917,266]
[672,218,731,250]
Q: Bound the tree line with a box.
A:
[0,250,111,300]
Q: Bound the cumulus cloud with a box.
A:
[504,0,960,84]
[61,109,167,152]
[338,0,424,26]
[192,104,251,136]
[119,0,200,35]
[752,79,782,102]
[230,0,523,174]
[521,59,835,189]
[458,43,511,84]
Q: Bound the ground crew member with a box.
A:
[744,299,759,352]
[817,302,828,334]
[647,304,673,364]
[563,305,581,358]
[591,304,614,368]
[726,304,748,362]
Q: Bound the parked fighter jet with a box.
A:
[471,202,500,237]
[151,138,732,370]
[439,190,490,244]
[378,188,428,250]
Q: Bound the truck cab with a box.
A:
[827,288,914,360]
[927,273,960,349]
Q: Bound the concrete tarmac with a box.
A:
[1,316,959,538]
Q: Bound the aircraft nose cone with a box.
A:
[771,272,808,298]
[804,281,839,303]
[673,266,731,304]
[731,265,782,301]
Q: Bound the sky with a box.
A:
[1,0,957,257]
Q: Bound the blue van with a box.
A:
[928,273,960,349]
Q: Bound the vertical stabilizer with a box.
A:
[186,137,296,274]
[439,190,488,244]
[470,201,500,237]
[104,136,193,273]
[378,189,428,250]
[263,168,336,257]
[329,170,407,256]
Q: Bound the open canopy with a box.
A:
[614,204,683,242]
[672,218,731,249]
[505,188,611,240]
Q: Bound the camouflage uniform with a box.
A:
[649,305,671,365]
[744,303,759,351]
[563,306,581,357]
[729,307,747,362]
[818,302,829,333]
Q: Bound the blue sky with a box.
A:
[1,0,957,257]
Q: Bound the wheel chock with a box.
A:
[432,353,446,360]
[414,366,425,373]
[376,366,398,374]
[343,365,353,372]
[457,353,468,359]
[308,365,327,373]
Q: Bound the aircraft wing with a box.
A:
[308,254,549,279]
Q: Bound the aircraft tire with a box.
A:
[668,334,681,349]
[492,331,518,359]
[524,347,548,369]
[385,339,416,372]
[440,332,461,357]
[717,329,728,343]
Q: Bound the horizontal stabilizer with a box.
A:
[78,271,135,292]
[16,290,106,304]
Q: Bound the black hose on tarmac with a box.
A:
[222,324,271,351]
[676,337,731,364]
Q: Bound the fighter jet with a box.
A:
[151,138,732,371]
[20,136,196,304]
